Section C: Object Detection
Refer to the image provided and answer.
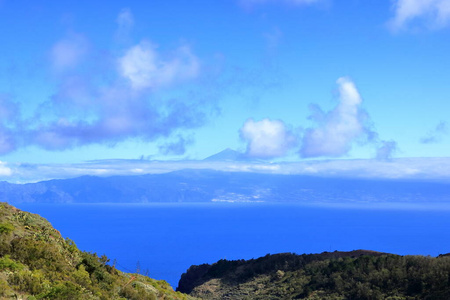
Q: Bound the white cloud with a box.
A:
[0,161,12,176]
[240,118,297,158]
[118,41,200,90]
[51,33,88,72]
[389,0,450,31]
[300,77,372,158]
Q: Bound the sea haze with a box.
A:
[15,202,450,288]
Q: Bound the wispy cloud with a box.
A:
[264,27,283,52]
[376,140,398,160]
[158,135,194,155]
[388,0,450,31]
[300,77,375,158]
[50,33,89,72]
[240,118,297,158]
[0,96,19,154]
[0,128,15,155]
[241,0,324,7]
[420,121,448,144]
[116,8,134,42]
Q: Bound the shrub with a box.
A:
[0,255,24,271]
[0,222,14,235]
[40,281,84,299]
[119,283,157,300]
[8,270,46,295]
[0,278,9,296]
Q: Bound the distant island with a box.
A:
[2,169,450,205]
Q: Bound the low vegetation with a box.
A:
[0,202,195,300]
[178,250,450,299]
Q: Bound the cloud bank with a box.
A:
[389,0,450,31]
[3,157,450,184]
[300,77,374,158]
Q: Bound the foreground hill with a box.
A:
[178,251,450,299]
[2,170,450,204]
[0,202,195,300]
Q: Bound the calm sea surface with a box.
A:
[14,203,450,288]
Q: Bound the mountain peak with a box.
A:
[203,148,248,161]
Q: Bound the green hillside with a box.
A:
[0,202,196,300]
[178,251,450,299]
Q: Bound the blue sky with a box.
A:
[1,0,450,181]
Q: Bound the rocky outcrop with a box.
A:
[177,263,212,294]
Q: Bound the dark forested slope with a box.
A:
[178,250,450,299]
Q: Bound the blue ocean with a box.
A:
[14,203,450,288]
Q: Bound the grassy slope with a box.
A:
[0,202,197,300]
